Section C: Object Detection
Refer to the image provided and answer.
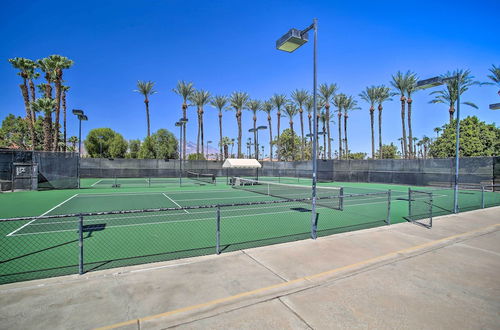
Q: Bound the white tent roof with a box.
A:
[222,158,262,168]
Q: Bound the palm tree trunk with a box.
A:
[325,105,331,159]
[253,115,257,159]
[407,99,414,158]
[308,114,312,143]
[449,107,454,124]
[224,144,228,159]
[62,89,67,152]
[200,109,205,158]
[182,103,187,159]
[237,112,242,158]
[43,112,52,151]
[290,120,295,161]
[29,79,36,126]
[145,99,151,137]
[19,83,35,150]
[276,111,281,160]
[337,112,342,159]
[344,113,348,159]
[370,109,375,159]
[196,109,201,155]
[218,113,223,160]
[52,75,62,151]
[322,121,326,160]
[299,108,305,160]
[400,97,407,158]
[378,105,383,159]
[268,116,273,161]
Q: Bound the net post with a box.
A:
[78,214,84,275]
[429,192,433,228]
[114,175,117,188]
[339,187,344,211]
[148,177,151,188]
[386,189,391,225]
[408,188,412,221]
[216,206,221,255]
[481,185,485,208]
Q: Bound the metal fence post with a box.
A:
[408,188,412,221]
[339,187,344,211]
[216,206,221,255]
[481,185,485,209]
[78,215,84,275]
[429,192,433,228]
[386,190,391,225]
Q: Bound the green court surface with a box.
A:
[1,178,498,285]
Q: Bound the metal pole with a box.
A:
[77,118,82,189]
[78,215,84,275]
[453,86,461,213]
[429,192,433,228]
[216,206,221,254]
[408,188,412,220]
[310,18,318,240]
[179,124,183,186]
[481,185,485,208]
[386,189,391,225]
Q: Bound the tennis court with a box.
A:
[1,178,498,284]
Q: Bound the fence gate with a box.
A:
[407,188,433,228]
[12,162,38,191]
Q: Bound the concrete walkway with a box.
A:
[1,207,499,330]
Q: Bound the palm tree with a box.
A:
[391,71,411,158]
[134,80,157,138]
[430,69,479,124]
[291,89,309,160]
[68,136,78,151]
[405,72,418,158]
[359,86,378,159]
[319,83,338,159]
[412,137,418,156]
[61,85,70,152]
[8,57,37,149]
[433,127,442,138]
[342,95,360,159]
[304,96,314,143]
[397,138,404,156]
[261,101,274,161]
[284,103,299,160]
[47,55,73,150]
[247,99,262,159]
[31,98,56,151]
[319,111,327,160]
[421,136,431,159]
[173,81,195,159]
[375,85,392,159]
[230,138,235,157]
[219,136,232,160]
[270,94,287,160]
[484,64,500,96]
[333,94,346,159]
[230,92,249,158]
[189,89,211,157]
[37,57,55,99]
[210,95,228,160]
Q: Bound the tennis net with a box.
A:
[231,177,343,210]
[185,171,216,184]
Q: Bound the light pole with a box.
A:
[249,126,267,160]
[277,19,318,238]
[177,117,188,182]
[206,140,212,159]
[72,109,88,189]
[417,75,460,213]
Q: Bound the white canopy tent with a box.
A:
[222,159,261,184]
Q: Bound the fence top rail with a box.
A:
[0,190,389,223]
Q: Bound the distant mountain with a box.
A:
[185,141,219,158]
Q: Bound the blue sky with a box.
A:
[1,0,499,156]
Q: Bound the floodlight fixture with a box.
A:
[72,109,84,116]
[248,128,256,133]
[78,115,88,121]
[276,28,308,52]
[179,117,188,123]
[416,77,444,90]
[489,103,500,110]
[175,121,182,126]
[257,125,267,130]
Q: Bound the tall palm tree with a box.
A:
[37,57,55,99]
[433,127,442,138]
[397,137,404,156]
[359,86,378,159]
[291,89,309,160]
[61,85,70,152]
[283,103,299,160]
[68,136,78,151]
[230,138,235,157]
[47,55,73,150]
[134,80,157,138]
[304,96,314,143]
[342,95,360,159]
[210,95,228,160]
[375,85,392,158]
[8,57,37,149]
[421,136,431,159]
[405,72,418,158]
[261,101,274,161]
[219,137,232,159]
[319,111,327,160]
[173,81,195,159]
[391,71,411,158]
[31,98,56,151]
[319,83,338,159]
[430,69,479,124]
[189,89,211,157]
[247,99,262,159]
[333,94,346,159]
[270,94,287,160]
[230,92,249,158]
[484,64,500,96]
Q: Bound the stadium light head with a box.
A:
[175,121,182,126]
[78,115,88,121]
[257,125,267,130]
[489,103,500,110]
[416,77,444,90]
[276,28,308,52]
[248,128,256,133]
[72,109,84,116]
[179,117,188,123]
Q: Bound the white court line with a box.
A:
[6,194,79,237]
[75,188,241,197]
[90,179,103,187]
[162,193,189,214]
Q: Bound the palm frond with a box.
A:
[134,80,157,96]
[172,81,195,101]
